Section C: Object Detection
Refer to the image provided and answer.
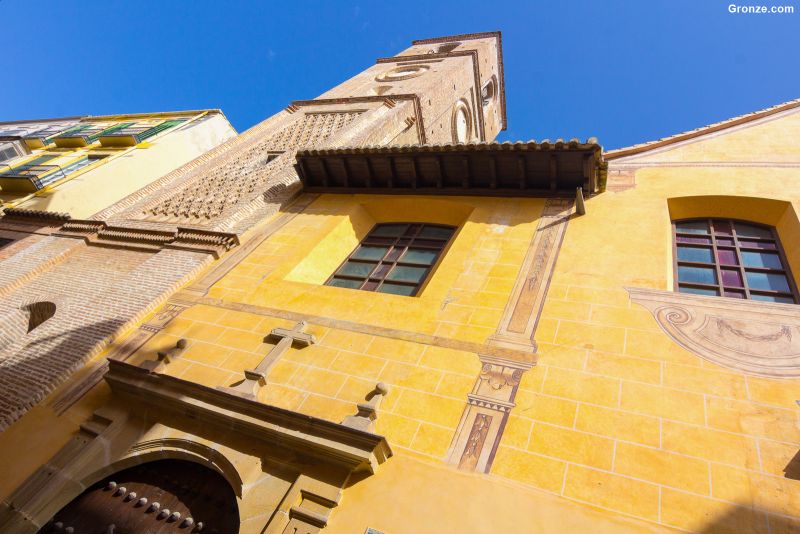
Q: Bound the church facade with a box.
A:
[0,32,798,533]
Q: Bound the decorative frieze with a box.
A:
[629,286,800,377]
[140,110,364,224]
[446,356,532,473]
[55,221,238,258]
[448,198,572,472]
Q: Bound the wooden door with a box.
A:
[38,459,239,533]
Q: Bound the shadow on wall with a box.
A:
[700,503,798,533]
[785,449,800,481]
[0,314,125,431]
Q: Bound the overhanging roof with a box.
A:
[296,140,604,197]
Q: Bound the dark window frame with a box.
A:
[325,222,456,297]
[672,218,799,304]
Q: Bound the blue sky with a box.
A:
[0,1,797,149]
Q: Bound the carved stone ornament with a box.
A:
[628,287,800,378]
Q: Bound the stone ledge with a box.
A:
[105,360,392,473]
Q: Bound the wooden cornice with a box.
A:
[297,140,604,196]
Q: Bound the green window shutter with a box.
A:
[91,122,134,141]
[138,119,186,141]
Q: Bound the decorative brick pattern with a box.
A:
[0,244,212,430]
[141,111,363,224]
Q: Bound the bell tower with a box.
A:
[317,31,506,145]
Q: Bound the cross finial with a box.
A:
[218,321,315,400]
[341,382,390,433]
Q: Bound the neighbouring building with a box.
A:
[0,110,236,217]
[0,32,798,534]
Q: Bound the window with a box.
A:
[0,154,59,175]
[673,219,798,304]
[481,77,496,107]
[326,223,456,296]
[0,238,12,249]
[0,143,21,164]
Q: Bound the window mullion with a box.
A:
[730,225,751,299]
[709,219,723,296]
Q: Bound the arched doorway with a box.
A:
[38,459,239,533]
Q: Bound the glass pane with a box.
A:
[677,246,713,263]
[362,281,378,291]
[378,283,416,296]
[401,248,439,265]
[721,269,743,288]
[371,224,408,237]
[734,222,773,239]
[364,237,395,246]
[337,261,375,278]
[751,294,795,304]
[419,226,455,239]
[724,290,745,299]
[675,221,709,234]
[328,278,361,289]
[405,224,421,236]
[386,266,427,283]
[717,249,738,266]
[716,238,734,246]
[352,246,389,261]
[739,240,776,250]
[678,286,718,296]
[745,272,791,293]
[676,235,711,245]
[711,220,732,235]
[741,251,783,270]
[678,266,717,285]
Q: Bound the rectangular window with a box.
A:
[0,238,12,249]
[326,223,456,296]
[673,219,798,304]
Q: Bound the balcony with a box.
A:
[0,164,66,192]
[98,119,185,147]
[53,126,109,148]
[23,123,79,149]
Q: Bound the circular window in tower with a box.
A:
[451,100,473,143]
[375,64,430,82]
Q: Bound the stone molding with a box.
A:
[105,360,392,473]
[628,286,800,378]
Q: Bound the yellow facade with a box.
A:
[1,37,799,534]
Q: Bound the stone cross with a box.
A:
[219,321,315,400]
